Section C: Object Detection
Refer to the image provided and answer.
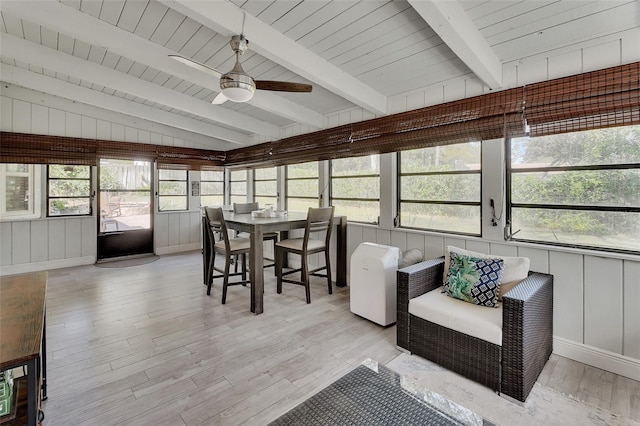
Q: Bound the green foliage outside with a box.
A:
[511,126,639,250]
[399,143,481,231]
[48,165,91,215]
[331,156,380,222]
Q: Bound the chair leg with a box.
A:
[222,255,231,304]
[325,249,333,295]
[302,255,311,304]
[206,251,216,296]
[242,253,247,282]
[241,253,247,284]
[276,248,284,294]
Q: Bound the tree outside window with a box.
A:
[399,143,481,235]
[286,162,318,212]
[331,155,380,224]
[509,125,640,253]
[47,165,92,216]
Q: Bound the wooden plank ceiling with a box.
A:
[0,0,637,150]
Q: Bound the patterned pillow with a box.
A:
[445,251,504,307]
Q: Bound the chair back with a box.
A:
[205,206,232,252]
[233,202,259,214]
[303,207,334,250]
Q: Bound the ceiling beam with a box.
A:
[408,0,502,89]
[158,0,389,116]
[0,0,324,130]
[1,63,245,149]
[0,33,280,141]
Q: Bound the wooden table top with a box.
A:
[0,271,47,369]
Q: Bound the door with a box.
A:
[97,159,153,260]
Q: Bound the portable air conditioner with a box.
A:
[349,242,401,326]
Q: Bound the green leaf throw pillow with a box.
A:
[445,252,504,307]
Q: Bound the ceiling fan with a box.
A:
[170,35,312,104]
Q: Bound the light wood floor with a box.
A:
[39,251,639,425]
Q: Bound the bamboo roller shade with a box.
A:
[1,63,637,170]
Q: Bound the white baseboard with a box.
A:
[155,243,201,256]
[553,336,640,381]
[0,256,95,276]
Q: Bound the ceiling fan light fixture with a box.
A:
[220,72,255,102]
[221,84,255,102]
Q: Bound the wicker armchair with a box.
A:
[397,257,553,402]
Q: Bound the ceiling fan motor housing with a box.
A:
[229,35,249,55]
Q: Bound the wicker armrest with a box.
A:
[396,257,445,349]
[501,271,554,401]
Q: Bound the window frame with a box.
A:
[253,166,278,208]
[0,163,42,220]
[330,155,380,225]
[200,170,225,208]
[158,169,189,212]
[506,131,640,255]
[229,169,248,205]
[285,162,319,212]
[46,164,93,217]
[397,143,482,236]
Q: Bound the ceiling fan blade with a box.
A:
[169,55,222,79]
[255,80,312,93]
[211,92,228,105]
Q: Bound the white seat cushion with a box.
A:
[214,237,250,252]
[276,238,325,251]
[408,286,503,346]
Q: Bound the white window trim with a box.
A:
[0,164,42,221]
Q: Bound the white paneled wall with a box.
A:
[0,86,211,273]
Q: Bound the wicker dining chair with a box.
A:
[233,202,279,269]
[204,206,251,304]
[275,206,334,304]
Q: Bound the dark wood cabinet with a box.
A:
[0,272,47,426]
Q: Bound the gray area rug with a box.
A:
[270,360,493,425]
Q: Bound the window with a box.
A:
[254,166,278,208]
[47,165,92,216]
[286,162,318,212]
[331,155,379,223]
[508,125,640,253]
[398,142,481,235]
[158,169,188,211]
[0,163,40,219]
[229,169,248,205]
[201,170,224,207]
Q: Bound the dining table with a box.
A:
[202,210,347,315]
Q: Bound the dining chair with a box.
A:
[275,206,335,304]
[204,206,251,303]
[233,202,279,270]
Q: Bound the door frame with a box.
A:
[96,158,154,261]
